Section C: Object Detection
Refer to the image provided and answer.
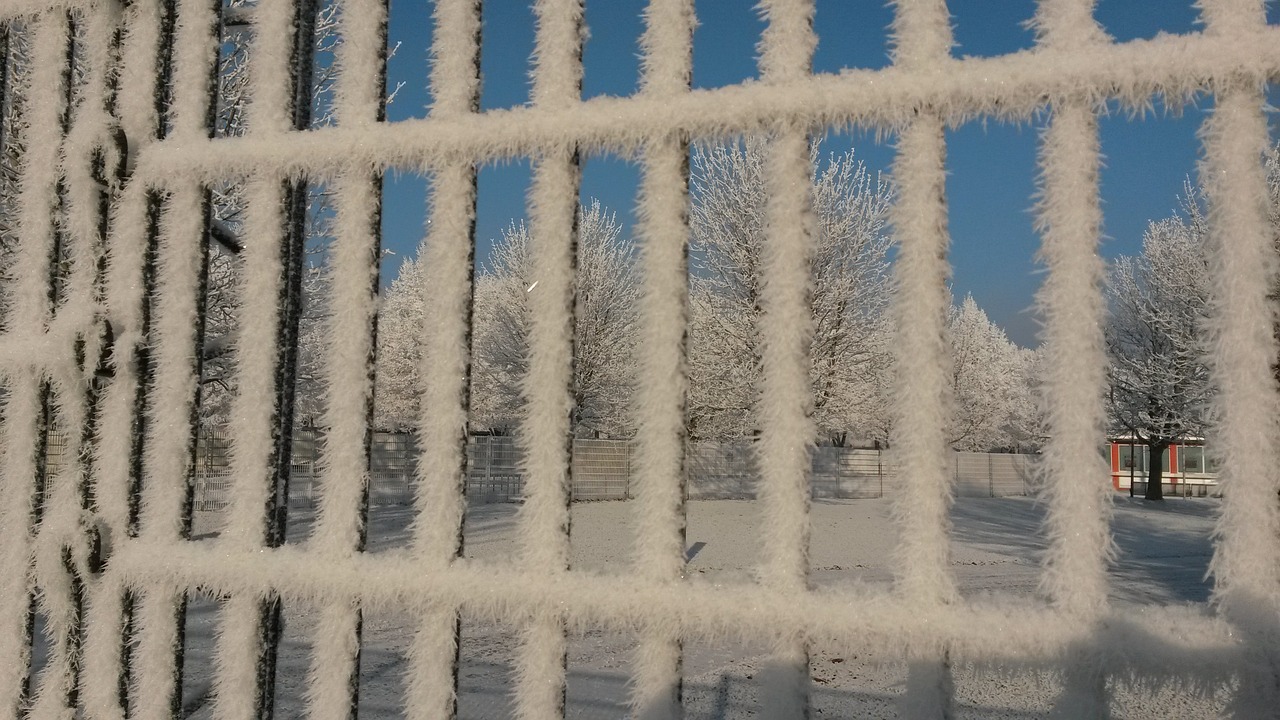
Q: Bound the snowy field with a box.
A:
[167,495,1230,718]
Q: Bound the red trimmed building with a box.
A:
[1107,436,1218,496]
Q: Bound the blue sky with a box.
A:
[378,0,1279,347]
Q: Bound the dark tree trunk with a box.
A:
[1146,441,1168,501]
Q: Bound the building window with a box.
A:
[1117,444,1171,473]
[1119,445,1146,473]
[1180,446,1205,474]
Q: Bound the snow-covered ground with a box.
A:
[177,495,1226,718]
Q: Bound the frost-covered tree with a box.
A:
[474,201,637,437]
[199,2,402,426]
[1005,346,1047,452]
[947,295,1036,451]
[687,137,893,443]
[378,201,638,436]
[373,256,427,430]
[1106,195,1211,501]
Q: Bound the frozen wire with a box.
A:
[0,0,86,22]
[29,2,119,712]
[133,0,220,540]
[80,0,168,715]
[1198,1,1280,717]
[512,1,583,717]
[1031,0,1114,620]
[0,9,72,714]
[886,1,957,717]
[241,0,295,137]
[885,0,956,620]
[127,0,222,713]
[403,0,482,717]
[304,0,388,715]
[402,171,477,720]
[98,535,1276,686]
[44,0,115,365]
[303,0,385,577]
[211,0,305,715]
[126,26,1280,185]
[1029,2,1115,715]
[208,170,286,715]
[2,0,1279,716]
[753,1,817,717]
[627,0,694,715]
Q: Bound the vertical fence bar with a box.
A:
[404,0,481,716]
[265,0,318,707]
[0,24,7,175]
[1197,1,1280,716]
[210,0,314,715]
[1027,1,1115,715]
[120,0,176,711]
[628,0,695,714]
[304,0,389,715]
[512,0,584,716]
[753,1,817,717]
[26,6,80,713]
[0,10,74,716]
[27,0,128,713]
[885,1,958,715]
[269,0,320,549]
[125,0,219,717]
[79,0,169,714]
[1032,0,1112,617]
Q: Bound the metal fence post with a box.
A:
[484,435,492,501]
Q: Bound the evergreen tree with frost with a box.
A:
[687,137,893,444]
[946,295,1036,452]
[1106,190,1212,501]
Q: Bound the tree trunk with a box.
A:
[1145,442,1168,501]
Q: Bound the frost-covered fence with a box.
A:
[685,442,887,500]
[448,437,890,503]
[952,451,1036,498]
[2,0,1280,718]
[48,429,1020,507]
[184,428,417,510]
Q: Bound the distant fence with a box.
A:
[46,430,1036,509]
[685,442,888,500]
[952,451,1036,498]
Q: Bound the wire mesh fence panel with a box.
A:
[466,434,524,503]
[287,427,320,508]
[811,447,884,499]
[2,0,1279,718]
[570,439,630,501]
[368,430,415,505]
[686,441,760,500]
[953,451,1037,498]
[993,452,1035,497]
